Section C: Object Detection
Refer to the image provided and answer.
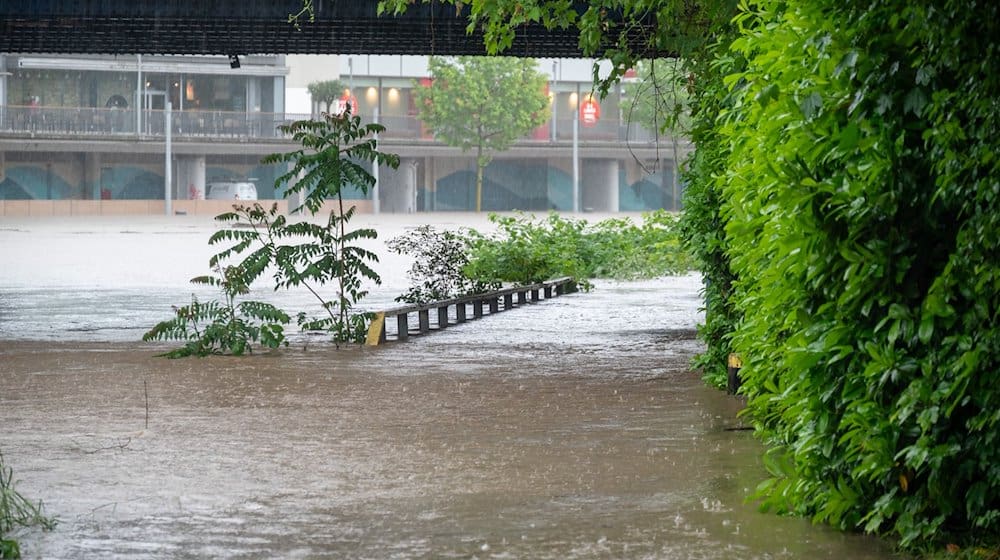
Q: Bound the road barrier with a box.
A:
[365,277,578,345]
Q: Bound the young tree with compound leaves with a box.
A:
[414,56,549,212]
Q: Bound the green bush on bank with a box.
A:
[681,0,999,549]
[463,211,694,288]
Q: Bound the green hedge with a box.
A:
[681,0,999,549]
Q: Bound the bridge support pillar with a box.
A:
[581,159,619,212]
[84,152,101,200]
[379,157,418,213]
[177,155,206,200]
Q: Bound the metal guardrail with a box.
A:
[365,277,579,345]
[0,104,669,144]
[0,105,299,139]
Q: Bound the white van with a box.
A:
[206,181,258,200]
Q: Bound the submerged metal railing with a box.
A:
[365,277,579,345]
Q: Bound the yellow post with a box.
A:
[365,312,385,346]
[727,353,743,395]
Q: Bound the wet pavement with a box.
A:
[0,215,905,558]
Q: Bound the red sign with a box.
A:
[335,93,359,115]
[580,98,601,127]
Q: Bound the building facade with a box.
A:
[0,53,686,215]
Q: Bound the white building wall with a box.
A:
[285,55,341,115]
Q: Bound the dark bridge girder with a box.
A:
[0,1,663,58]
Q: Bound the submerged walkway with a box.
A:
[367,277,578,344]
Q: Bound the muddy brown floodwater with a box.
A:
[0,215,904,559]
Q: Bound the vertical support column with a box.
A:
[517,291,528,305]
[581,159,620,212]
[372,106,380,214]
[135,54,143,135]
[456,303,467,323]
[164,101,172,216]
[418,309,430,333]
[84,152,101,200]
[489,298,499,313]
[424,156,436,211]
[572,109,579,213]
[544,285,554,299]
[397,314,409,341]
[473,300,484,318]
[503,293,513,310]
[531,288,540,302]
[0,54,7,131]
[380,158,419,213]
[437,306,449,329]
[177,156,207,200]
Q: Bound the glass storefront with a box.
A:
[6,64,278,115]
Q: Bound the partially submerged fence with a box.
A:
[365,277,578,345]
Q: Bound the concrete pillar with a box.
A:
[423,156,435,211]
[581,159,619,212]
[84,152,101,200]
[176,155,206,199]
[379,157,418,213]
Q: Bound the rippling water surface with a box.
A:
[0,216,904,559]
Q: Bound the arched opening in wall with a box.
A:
[120,169,163,200]
[0,177,32,200]
[620,170,683,211]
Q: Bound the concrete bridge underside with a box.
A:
[1,1,666,59]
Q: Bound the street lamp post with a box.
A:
[164,101,172,216]
[551,60,558,142]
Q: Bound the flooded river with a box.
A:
[0,215,903,558]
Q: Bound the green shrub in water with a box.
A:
[388,225,500,304]
[0,451,56,559]
[463,210,693,288]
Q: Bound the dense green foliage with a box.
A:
[375,0,1000,551]
[463,211,693,287]
[0,451,56,559]
[146,110,399,354]
[715,0,1000,548]
[387,225,500,304]
[676,34,740,389]
[414,56,550,211]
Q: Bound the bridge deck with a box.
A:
[0,1,664,58]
